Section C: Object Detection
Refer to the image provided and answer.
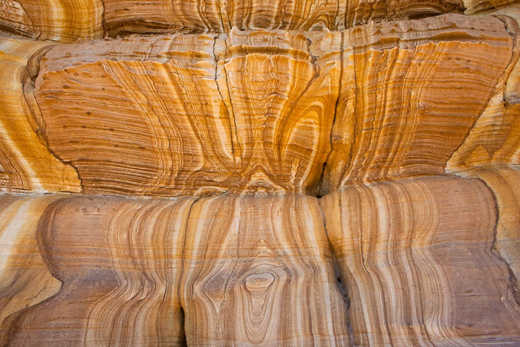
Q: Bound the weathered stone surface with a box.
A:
[0,0,466,41]
[0,2,520,346]
[0,13,511,196]
[0,194,349,346]
[320,175,520,345]
[0,36,80,193]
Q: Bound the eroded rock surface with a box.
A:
[320,175,520,346]
[1,194,349,346]
[0,13,516,196]
[0,1,519,346]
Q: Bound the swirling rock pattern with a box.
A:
[0,36,80,193]
[320,175,520,346]
[0,194,349,346]
[0,173,519,345]
[0,1,520,346]
[181,194,349,345]
[2,13,510,197]
[30,30,340,196]
[0,0,467,42]
[320,13,514,193]
[467,167,520,283]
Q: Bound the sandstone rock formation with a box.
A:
[0,0,520,346]
[321,175,520,345]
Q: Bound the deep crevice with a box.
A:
[316,31,344,198]
[318,197,355,345]
[177,195,201,346]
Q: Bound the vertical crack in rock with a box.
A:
[100,0,106,38]
[178,195,201,346]
[318,192,355,345]
[333,254,355,346]
[317,31,344,197]
[212,34,239,166]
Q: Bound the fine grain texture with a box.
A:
[320,14,513,194]
[466,167,520,285]
[1,1,520,345]
[320,175,520,346]
[6,13,511,197]
[0,0,466,42]
[0,36,80,193]
[2,193,350,346]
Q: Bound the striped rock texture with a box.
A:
[0,12,517,196]
[320,175,520,346]
[0,174,519,345]
[0,0,520,346]
[0,194,349,346]
[0,0,465,41]
[3,1,520,42]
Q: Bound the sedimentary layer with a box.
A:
[0,171,519,345]
[320,174,520,346]
[0,0,468,42]
[0,13,517,196]
[0,193,349,346]
[0,2,520,345]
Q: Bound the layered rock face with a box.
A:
[0,0,520,346]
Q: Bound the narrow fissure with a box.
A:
[316,31,344,198]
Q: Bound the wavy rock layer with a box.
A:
[3,0,518,42]
[1,13,510,196]
[0,195,61,346]
[0,0,467,42]
[1,172,520,345]
[320,175,520,346]
[0,36,80,193]
[468,167,520,282]
[0,2,520,346]
[102,0,462,37]
[1,194,349,346]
